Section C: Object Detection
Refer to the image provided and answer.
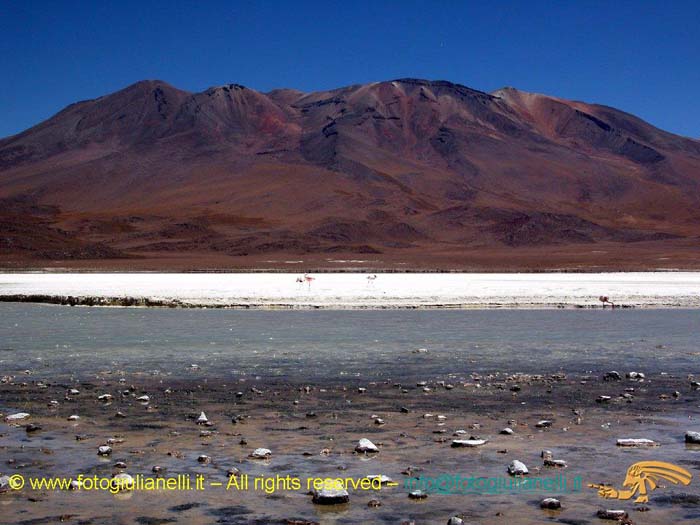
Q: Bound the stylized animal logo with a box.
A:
[588,461,692,503]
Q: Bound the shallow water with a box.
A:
[1,304,699,381]
[3,304,700,524]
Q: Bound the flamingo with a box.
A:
[303,274,315,290]
[599,296,615,309]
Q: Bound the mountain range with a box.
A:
[2,78,700,270]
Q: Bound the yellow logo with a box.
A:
[588,461,692,503]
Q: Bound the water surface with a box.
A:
[1,304,698,381]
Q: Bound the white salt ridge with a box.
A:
[2,272,700,309]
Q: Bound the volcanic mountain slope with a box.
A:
[1,78,700,270]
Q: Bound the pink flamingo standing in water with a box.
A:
[302,274,315,290]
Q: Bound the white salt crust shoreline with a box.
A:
[1,272,700,309]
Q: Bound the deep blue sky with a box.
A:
[1,1,699,138]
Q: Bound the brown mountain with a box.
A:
[2,78,700,270]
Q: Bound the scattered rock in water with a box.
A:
[374,417,385,425]
[358,387,367,394]
[616,438,658,447]
[446,517,465,525]
[4,412,30,422]
[312,485,349,505]
[367,499,381,508]
[196,412,209,425]
[627,371,645,380]
[535,420,552,428]
[603,371,622,381]
[25,423,41,433]
[136,395,150,402]
[500,427,514,435]
[112,473,134,492]
[451,438,487,448]
[115,411,127,418]
[596,509,628,520]
[0,475,10,493]
[98,394,113,402]
[249,448,272,459]
[400,407,410,413]
[197,455,211,464]
[685,431,700,444]
[355,438,379,453]
[227,467,241,477]
[67,415,80,421]
[366,475,393,486]
[540,497,561,509]
[114,461,127,469]
[544,458,567,468]
[408,490,428,500]
[507,460,529,476]
[97,445,113,456]
[596,396,612,403]
[152,465,164,474]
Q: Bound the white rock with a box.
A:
[197,454,211,463]
[507,460,529,476]
[0,475,10,492]
[500,427,514,435]
[136,395,149,402]
[4,412,30,422]
[616,438,658,447]
[597,509,627,520]
[196,411,208,424]
[544,458,568,468]
[68,389,80,395]
[97,445,112,456]
[250,448,272,459]
[111,473,134,491]
[535,420,552,428]
[312,485,350,504]
[451,439,487,448]
[67,415,80,421]
[540,497,561,509]
[98,394,113,401]
[355,438,379,453]
[685,431,700,444]
[366,474,393,485]
[447,517,464,525]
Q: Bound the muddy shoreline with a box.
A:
[0,294,647,309]
[3,371,700,524]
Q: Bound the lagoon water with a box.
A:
[1,304,698,381]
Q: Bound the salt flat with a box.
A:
[1,272,699,308]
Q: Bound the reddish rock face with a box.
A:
[1,78,700,270]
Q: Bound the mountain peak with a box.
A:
[2,78,700,270]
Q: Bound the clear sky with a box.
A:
[1,0,699,139]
